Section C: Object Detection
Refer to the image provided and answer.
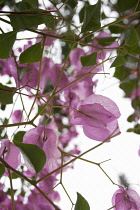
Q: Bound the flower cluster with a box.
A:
[112,188,140,210]
[0,29,122,209]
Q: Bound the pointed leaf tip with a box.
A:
[81,52,97,67]
[19,42,42,64]
[74,192,90,210]
[110,55,126,68]
[81,0,101,33]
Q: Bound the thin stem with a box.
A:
[60,148,121,187]
[46,182,60,196]
[12,50,28,119]
[60,153,64,183]
[0,158,59,210]
[55,56,116,94]
[0,11,63,18]
[107,205,116,210]
[0,121,32,128]
[8,169,15,210]
[33,184,61,210]
[32,55,116,122]
[26,36,46,120]
[59,148,98,166]
[99,165,116,186]
[79,10,140,41]
[53,43,76,93]
[61,183,74,205]
[99,158,111,165]
[0,11,56,14]
[0,157,34,184]
[0,17,119,50]
[0,88,33,97]
[134,0,140,12]
[36,131,120,184]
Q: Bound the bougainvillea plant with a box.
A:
[0,0,140,209]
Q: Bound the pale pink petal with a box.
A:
[12,110,24,123]
[69,48,85,69]
[0,139,21,172]
[127,190,140,209]
[79,94,121,118]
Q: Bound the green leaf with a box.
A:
[9,8,55,29]
[133,124,140,134]
[132,97,140,110]
[11,172,20,179]
[109,24,125,34]
[62,0,77,8]
[9,14,43,29]
[118,48,127,56]
[125,43,140,54]
[0,0,4,4]
[13,131,26,143]
[13,2,32,11]
[74,192,90,210]
[0,31,17,59]
[127,128,133,132]
[0,83,16,104]
[96,37,118,46]
[127,114,135,122]
[81,52,97,67]
[14,141,46,174]
[7,188,17,196]
[125,26,138,46]
[114,66,130,80]
[43,14,56,28]
[9,8,46,29]
[38,105,47,116]
[62,31,79,44]
[127,124,140,134]
[81,0,101,33]
[79,5,85,23]
[110,56,126,68]
[0,164,5,178]
[117,0,138,12]
[22,0,38,7]
[1,104,6,111]
[19,42,42,64]
[120,78,136,97]
[62,42,70,59]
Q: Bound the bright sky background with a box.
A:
[58,74,140,210]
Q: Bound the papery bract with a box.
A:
[0,184,11,209]
[112,187,140,210]
[12,109,24,123]
[69,48,85,70]
[138,146,140,156]
[0,139,21,174]
[0,57,18,83]
[23,125,61,172]
[73,94,121,141]
[28,187,59,210]
[39,57,68,91]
